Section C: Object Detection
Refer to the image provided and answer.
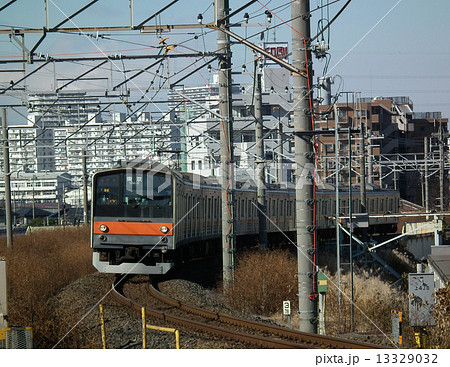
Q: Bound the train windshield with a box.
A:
[94,170,172,218]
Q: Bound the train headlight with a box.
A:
[99,224,109,233]
[160,225,169,234]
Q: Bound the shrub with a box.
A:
[0,226,94,348]
[224,249,298,315]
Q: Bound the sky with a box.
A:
[0,0,449,123]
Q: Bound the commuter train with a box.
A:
[91,162,399,274]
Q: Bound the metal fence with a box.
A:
[0,327,33,349]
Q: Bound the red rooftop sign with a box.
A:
[263,42,289,64]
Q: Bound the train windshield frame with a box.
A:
[94,170,173,218]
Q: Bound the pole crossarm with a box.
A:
[338,223,401,279]
[169,56,219,88]
[170,89,226,121]
[113,59,163,91]
[210,24,307,78]
[56,60,108,92]
[0,0,17,13]
[135,0,179,30]
[367,223,431,252]
[0,61,51,95]
[216,0,259,25]
[0,52,216,65]
[28,29,48,63]
[50,0,101,32]
[0,24,210,35]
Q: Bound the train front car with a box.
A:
[91,165,175,274]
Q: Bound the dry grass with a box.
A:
[323,269,407,336]
[224,249,298,315]
[0,225,95,348]
[427,284,450,348]
[223,250,450,348]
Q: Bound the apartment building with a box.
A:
[315,96,448,204]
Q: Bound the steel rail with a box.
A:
[111,279,310,349]
[148,280,387,349]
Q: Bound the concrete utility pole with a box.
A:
[2,108,13,249]
[255,59,267,250]
[0,259,8,329]
[292,0,317,333]
[276,107,283,184]
[82,149,89,224]
[215,0,235,285]
[424,137,429,217]
[367,135,373,185]
[359,120,367,213]
[348,129,354,332]
[439,122,445,213]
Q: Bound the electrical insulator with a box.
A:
[244,12,249,23]
[265,10,272,23]
[313,40,329,59]
[197,14,203,24]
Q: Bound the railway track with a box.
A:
[111,276,386,349]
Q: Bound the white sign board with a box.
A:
[0,260,7,329]
[283,300,291,315]
[408,273,435,327]
[263,42,289,65]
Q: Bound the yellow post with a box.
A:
[145,324,180,349]
[99,304,107,349]
[175,329,180,349]
[142,307,147,349]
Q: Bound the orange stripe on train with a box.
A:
[93,221,173,236]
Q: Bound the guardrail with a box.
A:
[142,308,180,349]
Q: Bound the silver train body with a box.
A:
[91,163,399,274]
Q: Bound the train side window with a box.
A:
[186,195,190,219]
[207,198,211,219]
[192,196,197,219]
